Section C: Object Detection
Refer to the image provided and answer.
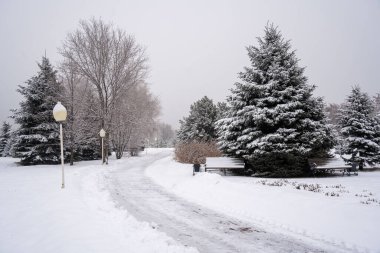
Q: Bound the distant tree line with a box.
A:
[176,24,380,177]
[1,18,174,165]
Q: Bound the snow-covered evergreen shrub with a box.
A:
[177,96,218,142]
[338,86,380,168]
[174,141,222,164]
[76,141,100,161]
[216,24,333,177]
[63,86,100,163]
[65,128,99,162]
[12,57,64,165]
[0,122,11,157]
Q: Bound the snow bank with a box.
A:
[0,157,197,253]
[146,155,380,253]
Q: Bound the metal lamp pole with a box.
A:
[59,123,64,187]
[53,102,67,189]
[99,129,106,165]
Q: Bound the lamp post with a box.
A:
[99,128,106,165]
[53,102,67,189]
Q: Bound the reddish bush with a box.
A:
[174,141,222,164]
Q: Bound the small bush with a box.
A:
[174,141,222,164]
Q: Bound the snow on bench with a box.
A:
[205,157,245,176]
[308,158,358,176]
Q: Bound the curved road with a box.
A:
[107,150,347,253]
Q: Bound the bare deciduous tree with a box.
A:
[150,122,175,147]
[111,83,160,159]
[374,93,380,116]
[60,60,82,165]
[60,18,147,163]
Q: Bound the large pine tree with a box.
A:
[339,86,380,169]
[13,57,64,165]
[177,96,218,142]
[0,121,11,157]
[217,24,333,177]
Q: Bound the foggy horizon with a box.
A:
[1,0,379,129]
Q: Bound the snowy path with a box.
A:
[108,150,345,253]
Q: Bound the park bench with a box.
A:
[204,157,245,176]
[125,146,145,156]
[308,158,358,176]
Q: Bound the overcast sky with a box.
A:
[0,0,379,129]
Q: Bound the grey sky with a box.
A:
[0,0,379,129]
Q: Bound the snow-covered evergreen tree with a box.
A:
[72,94,100,162]
[373,93,380,162]
[216,102,229,120]
[60,70,100,164]
[324,103,345,156]
[177,96,218,142]
[0,122,11,157]
[217,24,333,177]
[339,87,380,169]
[7,130,17,158]
[12,57,64,165]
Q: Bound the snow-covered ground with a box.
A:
[2,149,379,253]
[0,155,197,253]
[146,154,380,253]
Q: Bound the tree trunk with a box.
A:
[105,133,109,164]
[116,148,123,159]
[70,145,74,166]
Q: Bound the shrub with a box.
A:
[249,153,309,177]
[174,141,222,164]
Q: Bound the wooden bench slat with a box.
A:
[206,165,245,169]
[203,157,245,176]
[308,158,358,176]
